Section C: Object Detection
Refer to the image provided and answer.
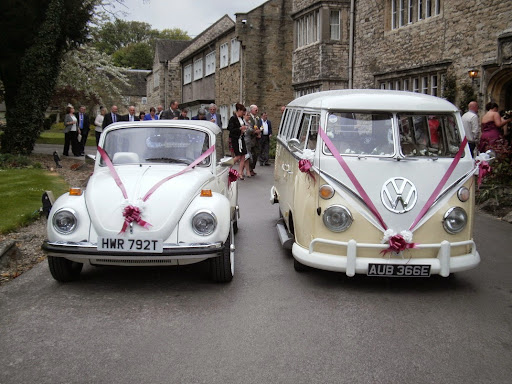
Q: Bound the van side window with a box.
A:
[297,114,311,149]
[308,115,320,150]
[279,109,289,136]
[398,113,462,157]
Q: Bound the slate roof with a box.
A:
[155,40,192,63]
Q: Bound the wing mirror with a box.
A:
[219,156,235,166]
[85,154,96,165]
[287,138,302,153]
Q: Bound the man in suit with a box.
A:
[75,105,91,155]
[160,100,180,120]
[102,105,120,129]
[206,103,225,157]
[247,104,261,175]
[206,103,222,128]
[258,112,272,166]
[121,105,140,122]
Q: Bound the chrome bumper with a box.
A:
[42,240,223,260]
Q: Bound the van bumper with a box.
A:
[292,239,480,277]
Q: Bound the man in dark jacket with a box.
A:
[75,105,90,155]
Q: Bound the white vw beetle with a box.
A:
[43,120,239,283]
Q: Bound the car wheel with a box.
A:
[293,257,311,272]
[211,232,233,283]
[48,256,83,282]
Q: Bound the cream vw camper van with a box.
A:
[271,90,481,277]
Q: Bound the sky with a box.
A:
[119,0,268,38]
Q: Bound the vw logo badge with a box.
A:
[381,177,418,214]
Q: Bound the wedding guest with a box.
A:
[258,112,272,165]
[144,107,159,120]
[63,105,80,156]
[178,108,190,120]
[461,101,480,155]
[75,105,90,155]
[479,102,512,152]
[94,106,106,146]
[227,103,248,179]
[139,111,146,121]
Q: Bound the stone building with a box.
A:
[146,39,192,110]
[291,0,512,111]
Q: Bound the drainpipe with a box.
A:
[240,44,243,103]
[348,0,355,89]
[164,60,168,108]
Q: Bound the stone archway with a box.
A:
[486,66,512,111]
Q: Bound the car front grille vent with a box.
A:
[93,259,172,265]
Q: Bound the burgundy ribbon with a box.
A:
[409,137,468,231]
[318,126,388,230]
[228,168,239,187]
[299,159,315,181]
[380,234,417,255]
[477,160,491,188]
[121,205,151,233]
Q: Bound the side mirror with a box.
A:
[485,149,496,164]
[85,154,96,165]
[219,156,234,166]
[287,138,302,153]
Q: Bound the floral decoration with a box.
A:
[381,229,416,255]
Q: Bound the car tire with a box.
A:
[293,257,311,272]
[211,232,233,283]
[48,256,83,282]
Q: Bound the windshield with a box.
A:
[324,112,394,156]
[398,113,462,157]
[100,127,211,166]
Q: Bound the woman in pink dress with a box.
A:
[478,102,512,152]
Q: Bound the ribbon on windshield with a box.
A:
[408,137,467,231]
[318,126,388,230]
[97,145,215,232]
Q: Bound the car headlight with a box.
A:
[443,207,467,234]
[323,205,353,232]
[192,210,217,236]
[52,209,78,234]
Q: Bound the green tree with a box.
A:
[0,0,95,154]
[92,20,190,69]
[112,42,153,69]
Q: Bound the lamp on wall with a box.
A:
[468,69,479,80]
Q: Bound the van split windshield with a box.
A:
[324,112,463,158]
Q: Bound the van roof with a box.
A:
[288,90,458,113]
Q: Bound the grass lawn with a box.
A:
[37,122,96,146]
[0,168,69,234]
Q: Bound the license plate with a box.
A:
[367,263,431,277]
[97,237,163,253]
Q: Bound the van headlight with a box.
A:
[323,205,353,232]
[52,209,78,234]
[192,210,217,236]
[443,207,467,234]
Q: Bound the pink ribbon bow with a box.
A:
[298,159,315,181]
[120,205,151,233]
[228,168,239,186]
[477,161,491,189]
[380,234,416,255]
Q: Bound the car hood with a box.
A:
[86,165,214,238]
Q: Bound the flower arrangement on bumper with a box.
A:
[381,229,416,255]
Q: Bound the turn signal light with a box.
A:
[200,189,213,197]
[69,188,82,196]
[319,184,335,200]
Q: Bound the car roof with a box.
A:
[287,89,458,113]
[105,119,222,135]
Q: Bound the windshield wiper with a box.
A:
[145,157,191,165]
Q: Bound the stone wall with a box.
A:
[236,0,295,127]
